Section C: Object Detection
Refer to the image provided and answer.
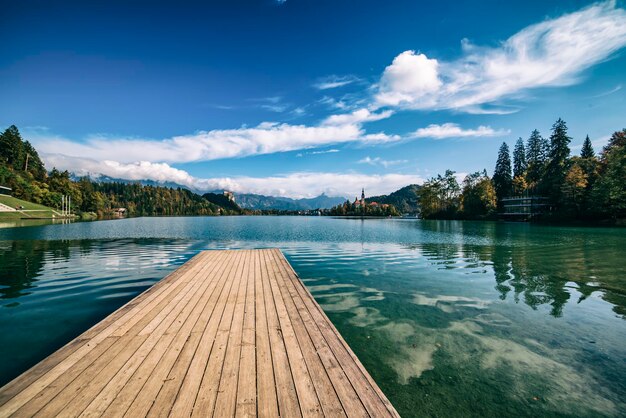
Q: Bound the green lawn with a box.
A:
[0,195,60,219]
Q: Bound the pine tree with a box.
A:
[543,118,571,206]
[493,142,512,207]
[0,125,26,168]
[22,140,47,180]
[591,129,626,218]
[525,129,546,187]
[513,137,527,178]
[581,135,595,159]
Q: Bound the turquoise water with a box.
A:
[1,217,625,417]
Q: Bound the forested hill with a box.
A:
[0,125,240,218]
[366,184,421,214]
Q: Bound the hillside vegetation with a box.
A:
[366,184,421,214]
[418,119,626,222]
[0,195,59,220]
[0,125,241,219]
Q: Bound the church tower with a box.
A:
[361,188,365,200]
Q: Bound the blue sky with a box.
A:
[1,0,625,198]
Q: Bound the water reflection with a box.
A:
[0,218,624,417]
[413,221,626,319]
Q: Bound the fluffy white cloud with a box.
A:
[42,154,423,199]
[32,118,392,164]
[410,123,509,139]
[376,51,442,107]
[375,2,626,111]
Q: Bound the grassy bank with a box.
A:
[0,195,60,220]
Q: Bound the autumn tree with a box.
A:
[460,171,496,219]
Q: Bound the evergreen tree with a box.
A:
[525,129,547,188]
[513,137,527,178]
[581,135,595,159]
[0,125,26,168]
[591,129,626,218]
[493,142,512,207]
[543,118,571,206]
[22,140,47,180]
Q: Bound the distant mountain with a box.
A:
[235,193,345,210]
[366,184,421,213]
[71,174,191,191]
[71,174,346,211]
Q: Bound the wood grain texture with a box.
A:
[0,249,399,418]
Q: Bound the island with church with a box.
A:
[327,188,400,217]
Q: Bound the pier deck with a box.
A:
[0,249,398,417]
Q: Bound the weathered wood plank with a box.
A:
[253,250,279,418]
[0,248,399,418]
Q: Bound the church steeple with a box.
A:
[361,188,365,200]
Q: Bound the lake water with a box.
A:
[1,217,625,417]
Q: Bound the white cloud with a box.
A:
[590,84,622,98]
[322,108,393,126]
[31,120,385,164]
[260,103,289,113]
[314,75,361,90]
[296,149,340,157]
[376,51,442,107]
[375,2,626,111]
[30,107,400,164]
[42,154,423,199]
[410,123,509,139]
[358,156,409,168]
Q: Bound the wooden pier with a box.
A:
[0,249,399,417]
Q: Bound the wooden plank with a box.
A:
[100,251,229,416]
[260,250,303,418]
[270,251,349,418]
[31,253,216,417]
[166,250,244,417]
[145,251,241,418]
[0,252,206,411]
[275,249,399,418]
[38,253,218,418]
[211,249,251,417]
[0,251,203,407]
[253,250,280,418]
[190,250,247,417]
[264,249,323,418]
[123,251,232,418]
[273,252,369,418]
[0,253,210,417]
[75,254,219,417]
[235,249,258,418]
[0,248,399,418]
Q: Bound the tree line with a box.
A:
[0,125,239,217]
[328,200,400,216]
[418,118,625,222]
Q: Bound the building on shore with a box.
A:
[500,196,550,221]
[111,208,127,218]
[223,191,235,202]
